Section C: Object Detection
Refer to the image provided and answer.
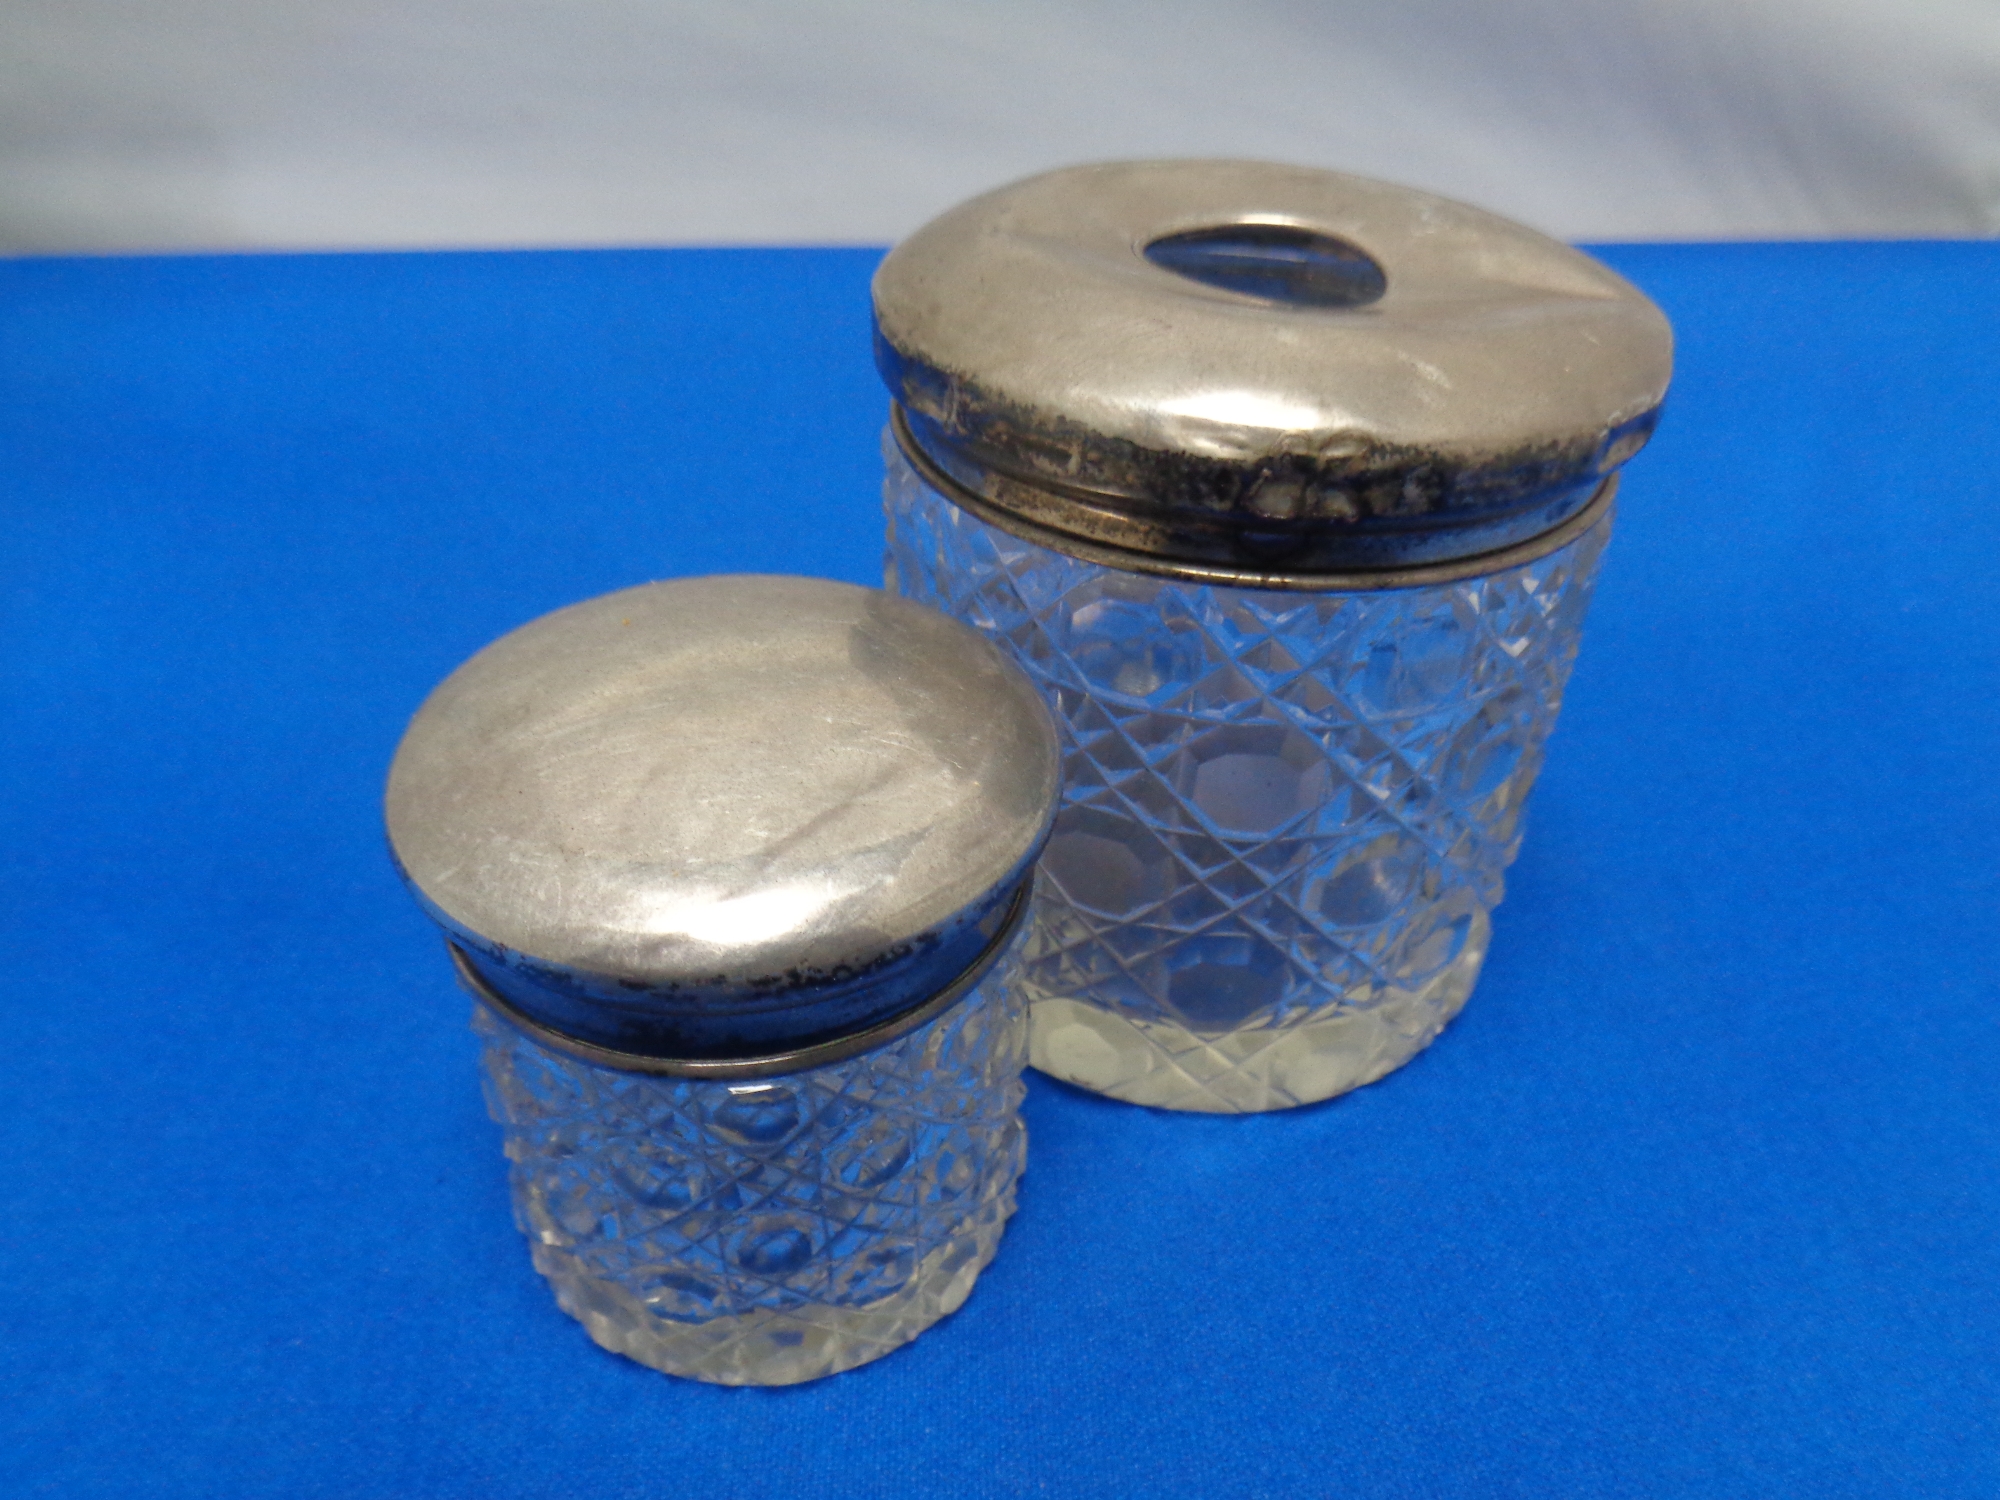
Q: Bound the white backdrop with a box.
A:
[4,0,1996,253]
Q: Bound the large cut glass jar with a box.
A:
[385,576,1060,1384]
[876,161,1672,1113]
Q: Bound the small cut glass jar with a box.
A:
[385,575,1060,1384]
[877,161,1672,1113]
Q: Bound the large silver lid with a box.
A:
[386,575,1060,1063]
[874,160,1672,575]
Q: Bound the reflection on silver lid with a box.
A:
[873,159,1673,573]
[386,576,1061,1060]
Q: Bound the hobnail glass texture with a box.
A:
[473,945,1029,1386]
[885,443,1609,1112]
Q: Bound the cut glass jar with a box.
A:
[876,161,1672,1113]
[386,576,1060,1382]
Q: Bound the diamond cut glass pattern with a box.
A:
[473,946,1029,1385]
[885,444,1610,1112]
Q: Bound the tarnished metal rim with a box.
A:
[452,878,1030,1080]
[892,404,1617,593]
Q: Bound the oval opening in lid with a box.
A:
[1143,222,1388,309]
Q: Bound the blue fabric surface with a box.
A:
[2,242,1996,1498]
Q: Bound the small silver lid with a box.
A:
[385,575,1060,1063]
[874,159,1673,574]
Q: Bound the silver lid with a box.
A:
[874,159,1672,574]
[385,575,1060,1062]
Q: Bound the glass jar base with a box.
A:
[519,1178,1019,1386]
[474,951,1032,1389]
[1026,909,1489,1113]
